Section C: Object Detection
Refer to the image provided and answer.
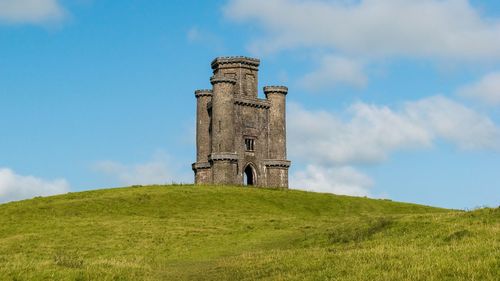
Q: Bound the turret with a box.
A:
[264,86,290,188]
[210,75,236,153]
[209,74,238,184]
[194,89,212,163]
[192,89,213,184]
[211,56,260,98]
[264,86,288,160]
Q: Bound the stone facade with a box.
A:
[192,56,291,187]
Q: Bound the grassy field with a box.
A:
[0,185,498,280]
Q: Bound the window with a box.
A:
[245,138,255,151]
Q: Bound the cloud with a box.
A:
[288,96,500,196]
[186,26,226,51]
[224,0,500,61]
[93,152,191,186]
[404,96,500,149]
[0,168,69,204]
[0,0,66,24]
[289,96,500,166]
[299,55,367,90]
[291,165,373,196]
[458,72,500,106]
[289,101,431,165]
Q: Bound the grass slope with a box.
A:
[0,185,498,280]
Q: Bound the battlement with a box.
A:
[210,75,237,85]
[234,97,271,109]
[211,56,260,71]
[263,160,292,168]
[264,86,288,96]
[194,89,213,98]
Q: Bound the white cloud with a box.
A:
[93,152,190,186]
[0,0,66,24]
[224,0,500,61]
[299,55,367,90]
[289,96,500,166]
[291,165,373,196]
[186,26,226,51]
[404,96,500,149]
[458,72,500,106]
[0,168,69,204]
[289,101,430,165]
[288,96,500,196]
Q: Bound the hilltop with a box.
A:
[0,185,498,280]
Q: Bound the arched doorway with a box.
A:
[243,165,256,186]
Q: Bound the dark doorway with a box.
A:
[244,165,255,186]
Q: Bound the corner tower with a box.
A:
[192,56,291,188]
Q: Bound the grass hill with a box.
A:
[0,185,498,281]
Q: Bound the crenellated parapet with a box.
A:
[210,75,237,85]
[194,89,213,98]
[211,57,260,97]
[234,97,271,109]
[263,160,292,168]
[264,86,288,96]
[211,56,260,72]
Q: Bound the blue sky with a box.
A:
[0,0,499,209]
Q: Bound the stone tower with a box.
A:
[192,56,291,187]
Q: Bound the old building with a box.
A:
[192,56,291,187]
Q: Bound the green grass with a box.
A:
[0,185,498,280]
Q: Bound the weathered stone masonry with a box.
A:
[192,56,291,187]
